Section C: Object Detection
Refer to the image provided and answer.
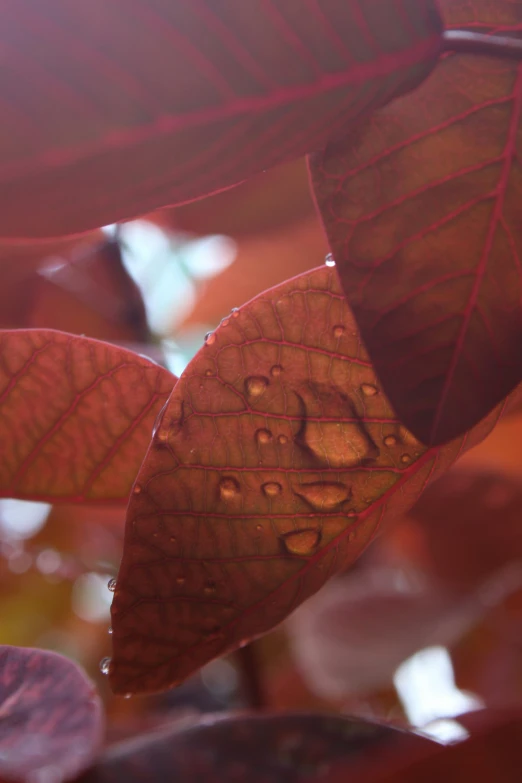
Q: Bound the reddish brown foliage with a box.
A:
[80,713,434,783]
[0,330,175,503]
[0,0,441,238]
[310,0,522,445]
[109,266,513,694]
[0,645,102,783]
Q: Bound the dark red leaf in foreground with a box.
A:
[0,330,175,503]
[310,0,522,446]
[80,712,434,783]
[355,710,522,783]
[109,266,516,695]
[0,645,102,783]
[0,0,441,238]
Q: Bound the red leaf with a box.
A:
[0,645,103,783]
[0,0,442,238]
[0,330,175,503]
[310,0,522,446]
[80,712,434,783]
[354,710,522,783]
[108,266,516,695]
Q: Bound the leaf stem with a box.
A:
[443,30,522,60]
[236,642,265,709]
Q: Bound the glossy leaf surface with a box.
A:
[0,330,175,503]
[0,0,442,238]
[0,645,102,783]
[80,712,434,783]
[310,0,522,445]
[109,266,512,694]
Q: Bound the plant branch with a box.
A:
[443,30,522,60]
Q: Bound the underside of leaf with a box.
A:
[0,0,441,237]
[0,330,175,503]
[310,0,522,446]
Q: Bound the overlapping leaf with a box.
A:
[0,0,442,238]
[0,645,103,783]
[310,0,522,446]
[109,266,514,694]
[79,713,434,783]
[0,330,175,503]
[356,710,522,783]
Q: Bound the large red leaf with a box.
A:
[0,0,442,238]
[79,713,434,783]
[108,265,518,694]
[0,645,103,783]
[0,330,175,503]
[310,0,522,446]
[354,710,522,783]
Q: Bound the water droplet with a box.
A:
[133,484,142,495]
[256,524,263,532]
[347,510,357,518]
[262,482,282,497]
[108,626,113,635]
[107,577,117,592]
[205,369,213,377]
[123,693,132,700]
[304,420,377,468]
[294,482,350,511]
[204,581,217,595]
[169,536,176,543]
[278,434,289,445]
[231,307,240,318]
[281,529,321,556]
[245,376,268,398]
[219,477,240,500]
[271,365,283,377]
[361,383,378,397]
[176,576,186,585]
[221,318,230,327]
[256,428,273,445]
[99,657,111,676]
[205,332,216,346]
[333,325,345,338]
[401,454,412,464]
[325,253,336,267]
[384,435,397,446]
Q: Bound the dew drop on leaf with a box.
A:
[219,477,240,500]
[384,435,397,446]
[221,318,230,328]
[176,576,186,586]
[245,376,268,398]
[294,482,350,511]
[204,332,215,345]
[278,434,289,445]
[204,369,213,377]
[204,581,217,595]
[262,482,282,497]
[133,484,142,495]
[231,307,240,318]
[281,529,321,556]
[270,365,283,377]
[256,524,263,532]
[99,657,111,675]
[333,325,345,338]
[256,428,273,445]
[107,578,117,592]
[325,253,336,267]
[347,510,357,518]
[361,383,378,397]
[108,626,113,635]
[401,454,412,464]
